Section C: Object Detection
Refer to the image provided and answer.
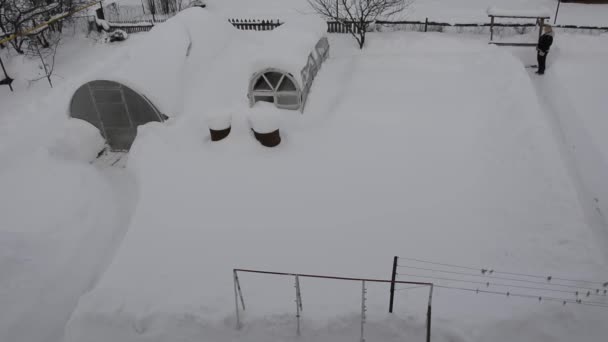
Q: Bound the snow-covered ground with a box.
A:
[0,31,141,342]
[197,0,608,26]
[62,18,607,342]
[1,5,608,342]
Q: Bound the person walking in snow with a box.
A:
[536,25,554,75]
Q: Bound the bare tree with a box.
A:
[27,33,60,88]
[0,0,82,54]
[307,0,411,49]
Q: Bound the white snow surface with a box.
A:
[0,31,141,342]
[48,118,105,162]
[63,31,608,342]
[1,6,608,342]
[204,0,608,26]
[487,7,552,18]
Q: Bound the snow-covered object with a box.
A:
[72,8,235,119]
[248,102,282,133]
[487,7,552,18]
[48,119,105,162]
[206,110,232,130]
[248,15,328,87]
[95,17,111,31]
[63,32,608,342]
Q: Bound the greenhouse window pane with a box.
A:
[264,72,284,89]
[254,76,272,90]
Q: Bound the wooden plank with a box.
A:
[489,42,537,46]
[488,15,551,19]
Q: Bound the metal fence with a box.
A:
[233,268,434,342]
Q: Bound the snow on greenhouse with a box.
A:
[68,9,328,151]
[247,17,329,111]
[68,8,230,151]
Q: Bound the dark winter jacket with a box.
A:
[537,32,554,53]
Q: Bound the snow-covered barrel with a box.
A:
[248,103,282,147]
[206,111,232,142]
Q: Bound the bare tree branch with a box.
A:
[308,0,412,49]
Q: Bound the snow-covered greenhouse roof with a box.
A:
[69,8,327,117]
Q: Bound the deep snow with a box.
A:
[197,0,608,26]
[1,5,608,342]
[0,29,141,342]
[63,27,608,342]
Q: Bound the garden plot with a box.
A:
[64,32,608,342]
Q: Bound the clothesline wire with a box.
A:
[397,264,603,292]
[397,256,607,286]
[434,285,608,308]
[397,271,606,298]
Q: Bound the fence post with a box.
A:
[360,280,367,342]
[295,275,302,336]
[554,0,561,25]
[233,270,242,329]
[388,256,398,313]
[490,16,495,41]
[424,17,428,32]
[97,2,105,20]
[426,285,434,342]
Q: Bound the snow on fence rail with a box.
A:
[233,268,434,342]
[107,18,169,33]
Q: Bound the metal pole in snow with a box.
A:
[233,270,241,329]
[426,285,434,342]
[554,0,561,25]
[360,280,367,342]
[295,275,301,336]
[389,256,398,313]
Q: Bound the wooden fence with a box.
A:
[108,17,608,35]
[107,18,169,33]
[328,19,608,34]
[228,19,282,31]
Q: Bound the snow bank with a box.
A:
[0,149,136,342]
[487,7,552,18]
[65,32,608,342]
[48,118,105,162]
